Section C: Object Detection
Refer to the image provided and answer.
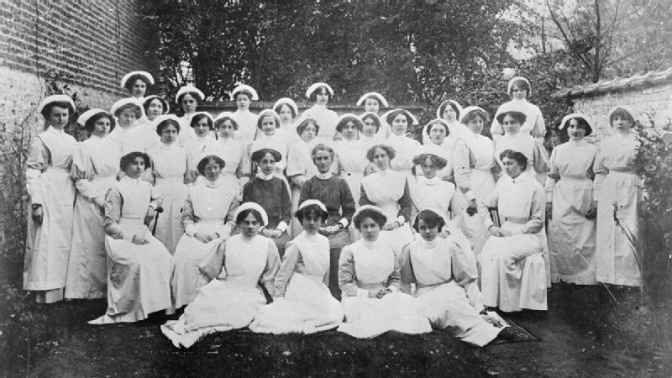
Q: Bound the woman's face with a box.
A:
[362,117,378,137]
[442,105,457,122]
[313,150,332,174]
[391,114,408,136]
[364,98,380,113]
[147,99,164,120]
[419,157,438,179]
[301,124,317,142]
[193,117,210,138]
[181,94,197,114]
[118,108,137,128]
[131,79,147,98]
[502,156,523,178]
[258,153,276,176]
[261,115,276,136]
[92,117,112,137]
[217,120,235,139]
[240,213,261,238]
[511,85,527,101]
[612,115,632,132]
[301,212,323,234]
[502,114,521,135]
[47,106,69,129]
[372,147,390,170]
[277,104,293,123]
[161,123,179,144]
[466,115,484,134]
[567,119,587,141]
[315,88,329,106]
[417,218,439,242]
[429,124,447,145]
[236,93,251,111]
[359,216,381,242]
[125,157,146,179]
[203,160,222,182]
[341,121,358,140]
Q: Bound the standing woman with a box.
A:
[90,152,174,324]
[245,109,289,179]
[286,118,321,236]
[120,70,154,104]
[172,155,240,309]
[127,95,169,153]
[66,109,122,300]
[301,82,339,146]
[422,99,466,143]
[24,95,77,303]
[184,112,216,183]
[383,109,421,179]
[409,150,455,220]
[491,77,545,140]
[176,85,205,146]
[359,112,384,150]
[333,114,369,204]
[243,148,292,256]
[273,97,301,148]
[230,84,260,146]
[212,112,246,181]
[147,114,189,254]
[421,119,455,181]
[357,92,390,139]
[108,98,143,155]
[360,144,414,256]
[546,114,598,285]
[593,106,641,287]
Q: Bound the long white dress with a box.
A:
[546,140,598,285]
[245,133,290,178]
[147,142,188,253]
[172,176,240,309]
[337,239,432,339]
[65,135,122,299]
[400,237,503,347]
[420,139,456,181]
[212,138,245,180]
[161,234,281,348]
[24,127,77,302]
[384,134,421,178]
[125,119,160,153]
[593,132,641,286]
[178,114,197,147]
[479,173,548,312]
[491,99,545,140]
[334,139,369,205]
[109,125,141,155]
[408,176,454,219]
[286,140,319,236]
[494,132,549,184]
[232,109,259,147]
[300,105,338,146]
[184,134,218,183]
[90,176,174,324]
[249,231,344,334]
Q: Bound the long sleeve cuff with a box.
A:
[396,216,406,225]
[339,218,349,228]
[276,221,288,233]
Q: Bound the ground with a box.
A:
[1,264,670,377]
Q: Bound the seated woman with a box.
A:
[242,148,292,256]
[359,112,384,150]
[249,200,344,334]
[400,208,509,347]
[172,155,240,309]
[161,203,281,348]
[479,150,547,313]
[184,112,217,183]
[90,152,174,324]
[337,205,432,339]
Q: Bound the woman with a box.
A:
[212,112,246,181]
[546,114,598,285]
[301,82,338,146]
[147,115,189,253]
[491,77,545,140]
[120,70,154,103]
[127,95,169,153]
[108,98,143,155]
[172,155,240,309]
[453,106,497,255]
[273,97,301,148]
[338,205,432,339]
[383,109,421,178]
[24,95,77,303]
[249,200,344,334]
[66,109,122,300]
[479,150,548,312]
[184,112,217,183]
[422,99,466,143]
[161,203,281,349]
[299,144,356,298]
[421,119,455,181]
[243,148,292,256]
[333,113,369,204]
[357,92,390,139]
[409,150,455,220]
[176,85,205,146]
[593,106,641,287]
[359,144,414,255]
[230,84,259,146]
[359,112,384,150]
[90,152,174,324]
[287,118,321,236]
[245,109,289,178]
[400,208,508,347]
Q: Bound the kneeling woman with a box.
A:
[337,206,431,339]
[249,200,344,334]
[479,150,547,313]
[161,203,281,348]
[172,155,240,309]
[90,152,174,324]
[400,209,507,347]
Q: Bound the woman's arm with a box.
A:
[453,139,476,200]
[338,246,368,297]
[260,239,281,298]
[272,242,300,298]
[103,187,128,240]
[70,143,105,206]
[398,244,416,295]
[26,136,49,207]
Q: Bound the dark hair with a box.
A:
[609,108,635,125]
[425,120,449,137]
[124,74,152,92]
[353,208,387,229]
[438,101,461,120]
[177,91,201,106]
[361,113,381,132]
[274,103,297,118]
[251,148,282,163]
[295,204,329,223]
[386,109,414,126]
[143,97,168,115]
[156,119,181,136]
[336,116,363,132]
[235,208,264,225]
[366,144,395,162]
[114,103,143,119]
[191,113,214,130]
[462,108,490,125]
[215,116,239,131]
[85,112,116,133]
[197,155,226,175]
[563,116,592,135]
[509,78,530,96]
[412,153,448,170]
[496,111,526,125]
[309,86,331,102]
[311,144,335,163]
[41,101,75,120]
[120,151,151,171]
[296,118,320,136]
[500,149,528,171]
[234,90,253,101]
[412,209,445,233]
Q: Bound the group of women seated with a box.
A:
[24,71,643,348]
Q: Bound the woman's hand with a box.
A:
[31,205,43,224]
[132,234,149,245]
[466,199,478,216]
[488,226,511,237]
[320,225,340,235]
[585,201,598,220]
[376,288,392,299]
[439,228,451,239]
[262,228,282,238]
[383,221,400,231]
[194,232,209,243]
[546,202,553,220]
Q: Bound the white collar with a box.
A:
[203,176,223,188]
[418,176,439,186]
[419,237,438,249]
[316,171,333,180]
[257,171,274,181]
[47,126,65,134]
